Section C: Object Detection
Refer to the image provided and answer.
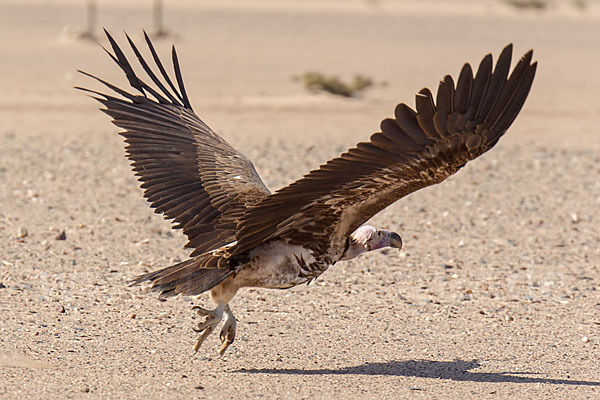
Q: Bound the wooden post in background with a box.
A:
[152,0,169,38]
[84,1,97,40]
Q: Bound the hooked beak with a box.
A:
[389,232,403,250]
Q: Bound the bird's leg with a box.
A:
[218,304,236,356]
[192,302,225,352]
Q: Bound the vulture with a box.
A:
[79,31,536,355]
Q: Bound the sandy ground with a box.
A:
[1,0,599,398]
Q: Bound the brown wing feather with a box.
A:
[78,31,270,257]
[231,44,536,258]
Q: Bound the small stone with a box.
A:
[56,305,65,313]
[504,315,514,322]
[582,336,590,343]
[55,230,67,240]
[571,213,579,223]
[0,282,6,289]
[16,227,28,239]
[129,313,136,319]
[81,385,90,393]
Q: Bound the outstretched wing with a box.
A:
[231,44,536,258]
[78,31,271,256]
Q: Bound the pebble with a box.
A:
[571,212,579,223]
[56,305,66,313]
[55,230,67,240]
[582,336,590,343]
[16,227,28,239]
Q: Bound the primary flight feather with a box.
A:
[79,30,536,355]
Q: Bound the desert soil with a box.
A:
[0,0,599,398]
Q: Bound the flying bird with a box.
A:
[79,31,536,355]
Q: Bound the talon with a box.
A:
[194,326,214,352]
[192,305,212,316]
[218,327,235,356]
[189,302,236,355]
[219,328,234,345]
[195,316,219,332]
[190,303,225,353]
[218,338,233,356]
[218,307,236,356]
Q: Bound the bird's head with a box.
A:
[340,225,402,261]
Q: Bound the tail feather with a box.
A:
[131,256,233,297]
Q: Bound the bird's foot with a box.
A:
[218,305,237,356]
[192,304,224,352]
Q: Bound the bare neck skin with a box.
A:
[340,225,402,261]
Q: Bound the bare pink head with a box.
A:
[340,225,402,261]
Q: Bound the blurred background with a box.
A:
[1,0,599,152]
[1,1,599,398]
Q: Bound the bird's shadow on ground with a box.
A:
[233,359,600,386]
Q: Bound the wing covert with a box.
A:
[232,44,536,258]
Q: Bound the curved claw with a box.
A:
[191,303,226,353]
[189,303,237,355]
[195,316,219,332]
[192,305,213,316]
[219,324,235,352]
[218,308,237,356]
[194,326,214,352]
[218,339,233,356]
